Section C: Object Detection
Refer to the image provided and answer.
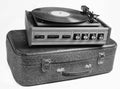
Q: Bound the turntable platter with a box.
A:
[32,7,89,24]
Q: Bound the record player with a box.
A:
[25,5,111,46]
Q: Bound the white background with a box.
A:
[0,0,120,89]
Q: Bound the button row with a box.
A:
[73,33,104,40]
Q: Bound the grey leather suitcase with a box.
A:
[6,30,117,86]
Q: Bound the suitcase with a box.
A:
[6,30,117,86]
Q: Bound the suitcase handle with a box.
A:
[57,68,92,77]
[62,70,91,76]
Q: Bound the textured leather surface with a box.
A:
[6,30,117,86]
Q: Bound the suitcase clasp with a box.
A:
[42,59,52,72]
[98,52,105,65]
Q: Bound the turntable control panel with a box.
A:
[34,33,105,41]
[30,27,108,45]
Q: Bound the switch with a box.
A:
[73,33,81,40]
[90,33,96,40]
[82,33,89,40]
[97,33,104,40]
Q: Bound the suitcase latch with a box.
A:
[98,52,105,65]
[42,59,51,72]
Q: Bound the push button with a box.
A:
[90,33,96,40]
[97,33,104,40]
[73,33,81,40]
[82,33,89,40]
